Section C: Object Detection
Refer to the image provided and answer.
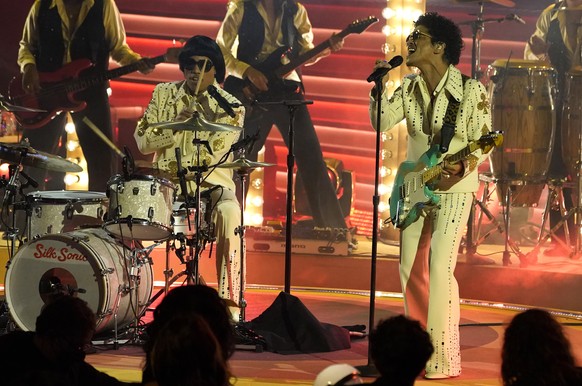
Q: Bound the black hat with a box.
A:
[179,35,226,83]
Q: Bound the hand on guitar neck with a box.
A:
[12,47,180,128]
[224,16,378,104]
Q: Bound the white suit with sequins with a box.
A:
[134,80,245,305]
[370,65,492,376]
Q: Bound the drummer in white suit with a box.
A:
[134,35,245,309]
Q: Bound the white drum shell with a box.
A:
[104,174,175,241]
[26,190,107,239]
[5,228,153,334]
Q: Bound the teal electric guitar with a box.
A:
[389,132,503,229]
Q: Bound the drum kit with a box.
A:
[0,108,272,342]
[456,0,582,266]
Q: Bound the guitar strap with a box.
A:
[439,74,470,153]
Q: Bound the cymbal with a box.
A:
[149,114,241,132]
[217,157,274,170]
[0,142,82,172]
[452,0,515,7]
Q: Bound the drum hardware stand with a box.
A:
[458,2,524,80]
[147,144,212,306]
[497,184,530,267]
[525,178,579,263]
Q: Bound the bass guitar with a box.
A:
[223,16,378,103]
[9,47,180,129]
[389,132,504,229]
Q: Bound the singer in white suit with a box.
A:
[134,36,245,310]
[369,13,492,379]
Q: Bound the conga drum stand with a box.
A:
[496,182,529,267]
[524,178,574,263]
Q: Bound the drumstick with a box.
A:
[193,58,208,96]
[82,117,125,158]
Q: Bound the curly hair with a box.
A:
[415,12,464,65]
[370,315,434,383]
[501,309,582,386]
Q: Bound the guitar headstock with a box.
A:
[346,16,379,35]
[477,131,504,154]
[164,47,182,64]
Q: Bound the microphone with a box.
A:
[230,132,259,152]
[207,85,236,118]
[507,13,526,25]
[367,55,404,83]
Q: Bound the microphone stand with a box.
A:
[256,99,313,293]
[355,79,384,377]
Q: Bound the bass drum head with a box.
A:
[5,228,152,334]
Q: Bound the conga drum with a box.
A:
[488,59,557,206]
[561,67,582,180]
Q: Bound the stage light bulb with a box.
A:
[250,213,264,226]
[64,174,81,186]
[66,140,79,151]
[378,201,388,213]
[65,120,76,134]
[378,184,389,195]
[382,7,395,20]
[250,196,264,207]
[251,178,262,189]
[107,87,112,97]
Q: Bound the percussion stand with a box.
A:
[233,162,252,322]
[459,3,519,263]
[499,183,530,267]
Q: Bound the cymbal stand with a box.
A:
[2,156,27,260]
[459,2,523,80]
[233,162,252,322]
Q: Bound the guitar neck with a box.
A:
[274,29,351,78]
[65,54,166,93]
[421,143,477,183]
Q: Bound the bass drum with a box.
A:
[4,227,153,334]
[488,59,557,206]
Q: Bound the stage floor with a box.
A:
[3,234,582,385]
[86,288,582,386]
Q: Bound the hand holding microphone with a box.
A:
[367,55,404,83]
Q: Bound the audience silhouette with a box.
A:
[502,308,582,386]
[142,285,235,386]
[0,295,135,385]
[151,312,231,386]
[368,315,434,385]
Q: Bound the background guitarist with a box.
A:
[216,0,351,234]
[18,0,154,191]
[369,13,492,379]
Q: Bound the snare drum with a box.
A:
[4,227,153,334]
[488,59,557,206]
[104,174,176,241]
[25,190,107,239]
[172,199,208,237]
[561,68,582,180]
